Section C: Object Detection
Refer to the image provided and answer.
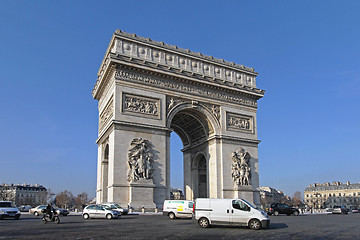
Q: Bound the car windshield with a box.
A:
[114,204,122,208]
[0,202,15,208]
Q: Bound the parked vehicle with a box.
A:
[30,205,69,216]
[82,204,120,219]
[267,203,299,216]
[332,206,348,214]
[351,208,359,213]
[193,198,270,230]
[102,203,129,215]
[0,201,21,220]
[163,200,194,219]
[41,209,60,224]
[55,207,69,216]
[19,205,32,212]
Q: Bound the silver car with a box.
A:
[29,205,69,216]
[102,203,129,215]
[0,201,21,220]
[82,204,120,219]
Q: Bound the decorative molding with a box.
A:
[99,97,114,131]
[116,68,258,108]
[226,112,254,134]
[122,93,161,119]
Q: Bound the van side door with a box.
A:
[208,199,231,224]
[231,199,251,225]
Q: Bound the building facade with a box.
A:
[0,184,48,207]
[259,186,291,208]
[304,181,360,209]
[170,188,184,200]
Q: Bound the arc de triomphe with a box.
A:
[92,30,265,209]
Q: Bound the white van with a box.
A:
[194,198,270,230]
[163,200,194,219]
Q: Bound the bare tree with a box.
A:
[74,192,89,210]
[55,190,74,209]
[0,188,15,201]
[292,191,303,207]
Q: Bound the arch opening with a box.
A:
[169,107,214,200]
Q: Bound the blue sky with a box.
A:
[1,0,359,199]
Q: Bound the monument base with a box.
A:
[129,179,156,209]
[223,185,261,207]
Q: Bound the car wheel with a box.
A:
[294,211,299,216]
[106,213,113,220]
[15,216,20,220]
[249,219,262,230]
[168,212,176,220]
[198,217,210,228]
[274,211,279,216]
[34,211,39,216]
[83,213,90,220]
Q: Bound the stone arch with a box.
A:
[167,104,218,200]
[167,102,220,147]
[93,30,265,209]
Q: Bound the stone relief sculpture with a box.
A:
[231,148,251,186]
[127,138,154,182]
[124,95,158,115]
[228,116,250,130]
[99,99,113,130]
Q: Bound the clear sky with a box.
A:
[1,0,359,199]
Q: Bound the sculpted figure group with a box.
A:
[231,148,251,186]
[127,138,154,182]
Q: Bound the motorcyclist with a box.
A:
[45,203,54,220]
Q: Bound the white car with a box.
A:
[82,204,120,219]
[0,201,21,220]
[102,203,129,215]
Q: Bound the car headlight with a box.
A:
[0,211,5,214]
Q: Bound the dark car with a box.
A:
[267,203,299,216]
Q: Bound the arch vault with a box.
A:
[92,30,265,209]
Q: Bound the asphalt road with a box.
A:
[1,213,359,239]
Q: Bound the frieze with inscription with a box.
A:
[116,69,257,108]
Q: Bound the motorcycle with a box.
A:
[41,209,60,224]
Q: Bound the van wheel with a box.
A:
[274,211,279,216]
[168,212,176,220]
[198,217,210,228]
[249,219,261,230]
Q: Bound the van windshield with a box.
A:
[241,199,256,209]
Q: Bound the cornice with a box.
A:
[113,29,257,74]
[93,30,265,99]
